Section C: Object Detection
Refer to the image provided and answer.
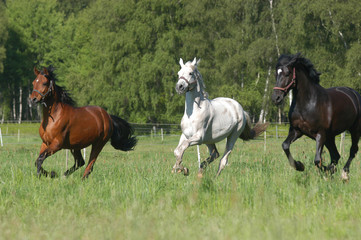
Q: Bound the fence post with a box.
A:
[197,145,201,169]
[276,125,278,139]
[18,129,20,142]
[66,149,69,170]
[264,131,267,152]
[340,132,345,156]
[0,128,3,147]
[161,128,164,141]
[83,148,86,159]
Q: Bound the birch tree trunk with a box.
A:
[1,109,4,124]
[269,0,280,56]
[12,92,16,121]
[28,89,33,119]
[328,10,348,49]
[259,66,271,123]
[18,87,22,124]
[270,0,287,123]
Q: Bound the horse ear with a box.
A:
[34,66,40,76]
[179,58,184,68]
[43,67,49,76]
[191,57,197,66]
[288,53,301,67]
[196,58,201,66]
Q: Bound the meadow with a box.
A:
[0,123,360,240]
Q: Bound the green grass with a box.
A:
[0,124,360,239]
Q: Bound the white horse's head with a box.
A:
[176,57,201,94]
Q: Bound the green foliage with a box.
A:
[0,2,7,74]
[0,0,361,122]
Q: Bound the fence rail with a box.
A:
[0,122,347,145]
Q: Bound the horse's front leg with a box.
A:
[172,133,202,176]
[282,127,304,171]
[35,141,61,178]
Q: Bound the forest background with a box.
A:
[0,0,360,124]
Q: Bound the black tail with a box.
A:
[110,115,137,151]
[240,112,269,141]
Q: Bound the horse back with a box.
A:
[207,97,246,136]
[327,87,361,133]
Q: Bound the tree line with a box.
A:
[0,0,360,124]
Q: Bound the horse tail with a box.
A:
[110,115,137,151]
[239,112,269,141]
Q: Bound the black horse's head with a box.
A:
[271,53,300,105]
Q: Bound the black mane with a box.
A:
[41,66,76,106]
[277,53,321,84]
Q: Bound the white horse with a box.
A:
[172,57,268,177]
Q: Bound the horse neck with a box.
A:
[42,91,62,119]
[293,70,325,105]
[184,87,205,117]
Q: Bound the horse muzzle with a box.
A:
[271,91,284,105]
[175,82,187,94]
[29,92,41,105]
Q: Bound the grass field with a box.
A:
[0,124,360,239]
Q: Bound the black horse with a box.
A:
[272,53,361,180]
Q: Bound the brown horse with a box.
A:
[271,53,361,180]
[30,66,137,179]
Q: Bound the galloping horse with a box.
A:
[30,66,137,179]
[272,53,361,180]
[173,58,268,177]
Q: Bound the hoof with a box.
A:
[327,164,337,175]
[341,170,349,182]
[50,171,58,178]
[183,167,189,176]
[295,161,305,171]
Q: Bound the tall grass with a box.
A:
[0,126,360,239]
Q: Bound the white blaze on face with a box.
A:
[277,69,282,75]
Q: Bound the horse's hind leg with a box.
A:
[198,144,219,177]
[216,133,238,177]
[82,142,106,179]
[64,149,85,177]
[342,132,360,181]
[325,136,340,174]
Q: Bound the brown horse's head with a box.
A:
[271,53,300,105]
[30,67,54,104]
